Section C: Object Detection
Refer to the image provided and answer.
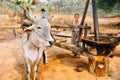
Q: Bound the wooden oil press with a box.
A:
[52,0,120,77]
[77,0,120,77]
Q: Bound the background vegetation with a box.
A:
[97,0,120,15]
[0,0,120,16]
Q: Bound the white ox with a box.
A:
[22,18,55,80]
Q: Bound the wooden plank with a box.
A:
[54,42,81,56]
[0,27,21,37]
[54,34,71,38]
[51,25,73,29]
[54,31,71,38]
[51,25,91,29]
[0,27,20,29]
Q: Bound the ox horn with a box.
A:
[24,10,34,22]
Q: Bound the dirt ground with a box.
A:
[0,15,120,80]
[0,38,120,80]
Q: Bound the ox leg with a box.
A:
[43,51,48,64]
[34,48,44,80]
[23,49,32,80]
[24,58,31,80]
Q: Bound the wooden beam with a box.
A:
[0,27,20,29]
[54,34,71,38]
[0,27,21,37]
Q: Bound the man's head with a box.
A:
[74,13,79,20]
[41,8,46,13]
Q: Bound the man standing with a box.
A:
[41,8,49,20]
[71,13,80,45]
[71,13,81,58]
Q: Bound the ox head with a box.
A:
[24,18,55,47]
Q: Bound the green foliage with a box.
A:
[11,0,40,11]
[44,0,84,13]
[97,0,120,14]
[12,0,32,10]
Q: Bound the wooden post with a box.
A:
[89,56,109,77]
[13,29,16,37]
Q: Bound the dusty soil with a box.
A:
[0,14,120,80]
[0,39,120,80]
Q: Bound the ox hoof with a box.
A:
[44,62,48,65]
[43,60,48,65]
[34,77,38,80]
[26,78,28,80]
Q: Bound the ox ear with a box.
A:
[24,25,34,33]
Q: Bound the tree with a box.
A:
[97,0,120,13]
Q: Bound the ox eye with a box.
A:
[37,27,41,29]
